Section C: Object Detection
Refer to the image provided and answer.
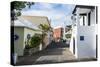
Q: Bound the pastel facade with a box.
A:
[53,27,63,42]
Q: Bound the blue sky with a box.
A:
[21,2,75,28]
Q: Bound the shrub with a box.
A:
[30,34,42,48]
[25,45,31,49]
[65,34,72,38]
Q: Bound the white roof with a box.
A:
[19,16,50,26]
[13,17,39,30]
[14,20,26,27]
[76,8,91,14]
[53,26,63,29]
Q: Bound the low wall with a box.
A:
[24,44,43,56]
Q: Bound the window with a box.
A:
[96,6,98,24]
[80,36,84,41]
[83,16,85,25]
[88,12,91,26]
[80,16,83,26]
[79,15,87,26]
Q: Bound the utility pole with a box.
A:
[63,21,66,40]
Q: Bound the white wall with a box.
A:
[14,27,24,56]
[76,7,97,59]
[90,8,96,26]
[70,36,73,53]
[24,28,36,47]
[14,27,42,56]
[70,7,97,59]
[70,25,78,58]
[47,31,52,44]
[77,26,96,58]
[24,28,42,49]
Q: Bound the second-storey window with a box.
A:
[88,12,91,26]
[79,15,87,26]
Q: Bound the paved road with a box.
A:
[16,41,76,65]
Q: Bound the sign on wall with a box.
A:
[27,34,31,39]
[14,34,19,40]
[80,36,84,41]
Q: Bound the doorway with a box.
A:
[73,37,75,54]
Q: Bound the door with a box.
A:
[73,37,75,54]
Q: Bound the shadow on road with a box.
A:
[16,41,70,65]
[46,41,69,49]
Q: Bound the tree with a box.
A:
[38,24,50,32]
[66,25,72,31]
[11,1,34,10]
[11,1,34,20]
[38,24,51,45]
[30,34,42,48]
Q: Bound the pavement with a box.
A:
[16,41,76,65]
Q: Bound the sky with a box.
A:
[21,2,75,28]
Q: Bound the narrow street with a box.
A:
[16,41,76,65]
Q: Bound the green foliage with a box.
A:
[11,1,26,10]
[25,45,31,49]
[38,24,50,32]
[11,1,34,20]
[67,25,72,29]
[65,34,72,38]
[16,11,21,16]
[38,24,50,45]
[30,34,42,48]
[11,1,34,10]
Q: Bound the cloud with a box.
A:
[22,9,66,20]
[22,2,54,11]
[36,3,54,10]
[21,2,75,28]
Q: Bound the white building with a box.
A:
[63,26,72,44]
[12,16,52,56]
[70,5,98,59]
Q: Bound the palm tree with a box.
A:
[38,24,51,45]
[39,24,50,32]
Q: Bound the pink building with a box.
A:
[53,27,63,42]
